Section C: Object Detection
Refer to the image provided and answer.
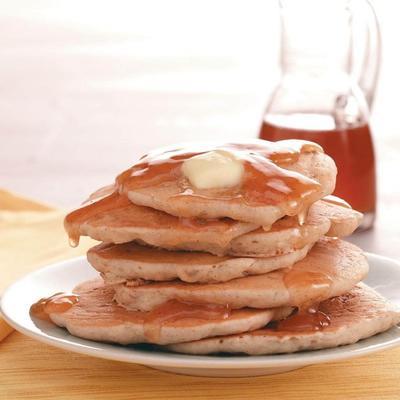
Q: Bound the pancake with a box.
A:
[227,198,361,257]
[64,192,257,251]
[320,195,363,237]
[120,141,337,227]
[49,279,292,345]
[168,284,400,355]
[113,238,368,312]
[88,242,313,284]
[66,193,359,257]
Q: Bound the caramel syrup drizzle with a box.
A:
[143,299,231,342]
[273,260,334,333]
[64,140,323,246]
[272,306,331,333]
[64,188,241,248]
[64,187,131,247]
[30,293,79,321]
[31,293,231,342]
[116,140,323,213]
[283,268,334,307]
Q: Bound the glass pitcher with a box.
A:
[259,0,380,230]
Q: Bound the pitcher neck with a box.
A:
[279,0,352,77]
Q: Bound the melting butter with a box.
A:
[182,150,244,189]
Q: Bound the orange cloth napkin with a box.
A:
[0,189,95,339]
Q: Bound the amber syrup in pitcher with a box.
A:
[260,114,376,228]
[260,0,381,230]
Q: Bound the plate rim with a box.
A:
[2,252,400,370]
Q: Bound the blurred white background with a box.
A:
[0,1,398,218]
[0,1,274,204]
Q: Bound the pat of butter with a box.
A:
[182,150,244,189]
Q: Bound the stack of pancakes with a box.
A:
[47,140,400,355]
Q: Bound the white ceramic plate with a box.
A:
[2,254,400,377]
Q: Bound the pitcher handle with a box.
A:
[352,0,381,109]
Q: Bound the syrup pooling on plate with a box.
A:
[30,293,79,321]
[143,299,231,342]
[116,140,323,214]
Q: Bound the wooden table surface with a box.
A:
[2,333,400,400]
[1,1,400,398]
